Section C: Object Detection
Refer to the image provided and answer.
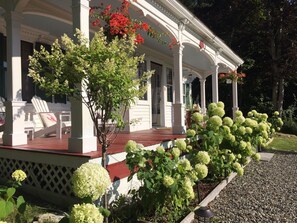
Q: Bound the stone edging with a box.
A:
[180,172,238,223]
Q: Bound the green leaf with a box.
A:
[0,200,7,218]
[0,200,14,218]
[17,196,26,214]
[82,196,93,204]
[6,187,16,198]
[98,207,111,217]
[16,195,25,208]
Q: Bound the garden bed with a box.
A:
[181,172,238,223]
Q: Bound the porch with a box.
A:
[0,128,184,207]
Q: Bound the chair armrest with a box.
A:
[55,111,71,121]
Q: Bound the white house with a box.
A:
[0,0,244,207]
[0,0,243,151]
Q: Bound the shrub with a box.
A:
[60,162,111,223]
[187,101,283,181]
[125,141,209,222]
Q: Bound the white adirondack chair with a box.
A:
[31,96,71,139]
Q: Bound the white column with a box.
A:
[199,78,206,114]
[172,44,186,134]
[160,65,167,127]
[3,10,27,146]
[68,0,97,153]
[146,59,153,129]
[211,64,219,103]
[232,79,239,118]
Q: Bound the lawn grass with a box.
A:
[266,133,297,152]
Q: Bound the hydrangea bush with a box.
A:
[72,162,111,201]
[60,163,111,223]
[187,101,283,180]
[125,140,209,222]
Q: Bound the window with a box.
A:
[21,41,34,102]
[138,60,148,100]
[166,68,173,102]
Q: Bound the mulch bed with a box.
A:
[193,180,220,205]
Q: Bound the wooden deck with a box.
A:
[0,128,184,159]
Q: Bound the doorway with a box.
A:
[151,62,162,127]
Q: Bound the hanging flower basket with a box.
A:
[219,70,246,84]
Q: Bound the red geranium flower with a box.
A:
[135,34,144,44]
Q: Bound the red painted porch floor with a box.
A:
[0,129,184,181]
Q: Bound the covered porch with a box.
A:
[0,0,243,153]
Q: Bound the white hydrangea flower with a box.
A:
[163,175,175,187]
[208,115,223,128]
[213,107,225,117]
[69,203,103,223]
[238,126,246,135]
[223,117,233,127]
[178,159,192,171]
[11,170,27,182]
[125,140,139,153]
[72,163,111,201]
[156,146,165,154]
[253,153,261,161]
[182,177,195,199]
[175,139,187,152]
[196,151,210,165]
[192,112,204,123]
[195,164,208,180]
[172,147,181,158]
[217,101,225,109]
[235,110,243,117]
[235,115,245,124]
[186,129,196,138]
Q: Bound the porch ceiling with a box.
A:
[7,0,214,73]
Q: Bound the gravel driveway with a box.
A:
[209,153,297,223]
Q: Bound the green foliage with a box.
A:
[187,101,283,181]
[0,170,27,223]
[281,100,297,135]
[125,141,208,222]
[29,28,153,170]
[189,0,297,114]
[29,28,152,130]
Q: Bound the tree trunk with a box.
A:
[272,76,278,110]
[101,143,109,223]
[277,77,285,115]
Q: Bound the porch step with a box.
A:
[107,160,130,182]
